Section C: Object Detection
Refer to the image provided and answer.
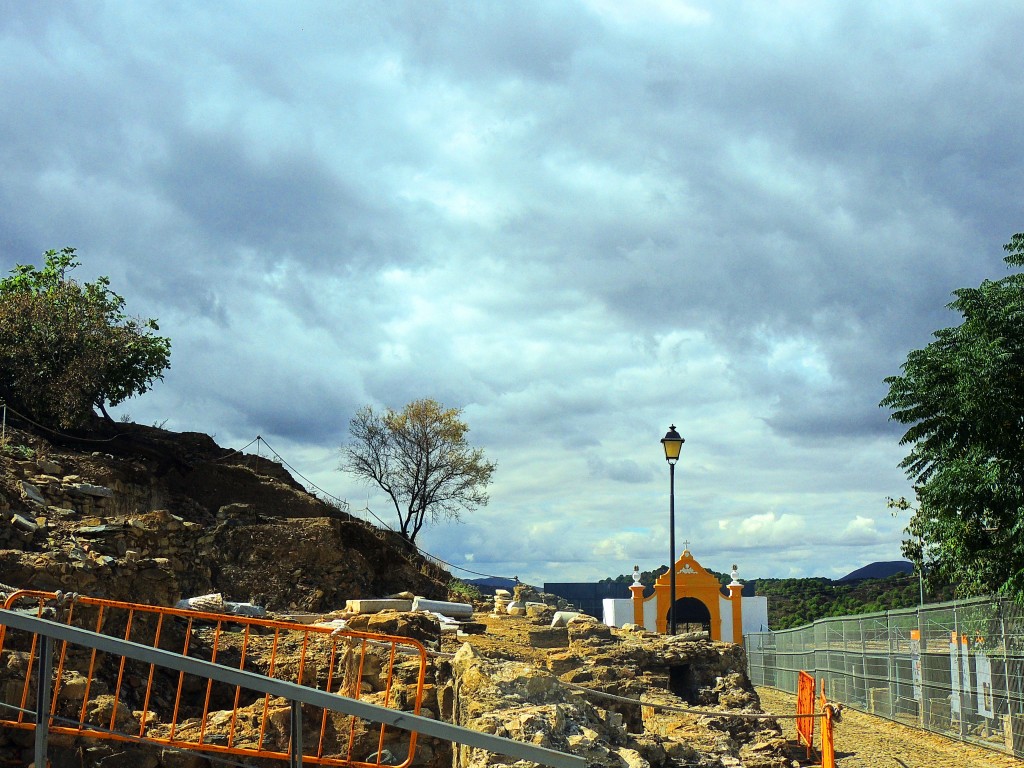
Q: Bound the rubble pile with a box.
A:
[440,612,789,768]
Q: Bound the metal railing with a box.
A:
[0,597,583,768]
[744,594,1024,758]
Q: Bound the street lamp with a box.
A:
[661,424,684,635]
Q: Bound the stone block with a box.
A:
[345,598,414,613]
[412,597,473,619]
[21,481,46,505]
[66,483,113,499]
[526,604,555,623]
[551,611,582,627]
[529,627,569,649]
[36,459,63,475]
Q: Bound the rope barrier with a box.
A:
[559,680,826,720]
[209,435,261,463]
[3,411,520,585]
[254,435,352,515]
[251,434,516,581]
[422,643,823,720]
[0,402,124,442]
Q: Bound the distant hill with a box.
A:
[839,560,914,581]
[754,569,953,630]
[465,576,519,595]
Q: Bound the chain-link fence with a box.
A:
[744,595,1024,757]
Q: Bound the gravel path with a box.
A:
[756,686,1023,768]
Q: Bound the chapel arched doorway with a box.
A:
[668,596,711,634]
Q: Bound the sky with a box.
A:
[2,1,1022,589]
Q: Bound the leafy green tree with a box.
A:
[881,233,1024,598]
[340,398,497,543]
[600,566,668,589]
[0,248,171,428]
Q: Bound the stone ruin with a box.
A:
[437,611,790,768]
[0,603,790,768]
[0,424,792,767]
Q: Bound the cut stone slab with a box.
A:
[20,482,46,505]
[78,524,125,537]
[412,597,473,619]
[66,483,114,498]
[345,598,413,614]
[551,611,583,628]
[36,459,63,475]
[10,513,39,534]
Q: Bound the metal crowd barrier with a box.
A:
[745,594,1024,758]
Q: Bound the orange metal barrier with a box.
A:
[796,669,815,758]
[792,672,837,768]
[0,590,428,767]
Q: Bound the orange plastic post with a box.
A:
[820,703,835,768]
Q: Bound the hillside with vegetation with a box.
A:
[754,572,953,629]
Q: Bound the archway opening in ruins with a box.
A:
[669,663,699,703]
[668,596,711,634]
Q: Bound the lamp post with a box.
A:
[661,425,684,635]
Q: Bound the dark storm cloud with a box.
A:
[384,2,598,84]
[152,130,385,265]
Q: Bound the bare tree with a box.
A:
[340,398,496,543]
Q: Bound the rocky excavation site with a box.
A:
[0,422,795,767]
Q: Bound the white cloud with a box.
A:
[736,512,804,542]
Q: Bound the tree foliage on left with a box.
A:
[0,248,171,428]
[340,398,496,544]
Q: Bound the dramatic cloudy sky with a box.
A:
[3,2,1022,588]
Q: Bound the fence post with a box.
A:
[34,634,53,768]
[953,604,965,741]
[289,698,303,767]
[999,602,1016,755]
[886,612,895,719]
[917,601,926,727]
[820,698,836,768]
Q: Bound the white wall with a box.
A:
[601,597,661,631]
[719,595,733,640]
[741,596,769,633]
[644,597,658,630]
[603,598,633,627]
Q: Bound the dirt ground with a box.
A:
[756,686,1023,768]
